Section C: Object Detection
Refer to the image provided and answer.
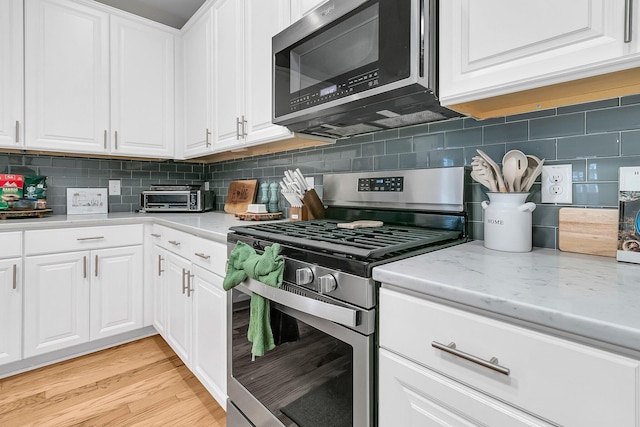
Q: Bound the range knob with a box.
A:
[296,267,314,286]
[318,274,337,294]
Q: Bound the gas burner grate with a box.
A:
[230,220,461,259]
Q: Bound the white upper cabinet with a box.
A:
[110,16,175,158]
[25,0,110,154]
[182,9,214,158]
[211,0,244,151]
[211,0,292,152]
[439,0,640,111]
[243,0,292,145]
[25,0,176,158]
[0,0,24,148]
[290,0,329,22]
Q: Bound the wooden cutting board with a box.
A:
[558,208,618,257]
[235,212,283,221]
[337,220,384,229]
[224,180,259,214]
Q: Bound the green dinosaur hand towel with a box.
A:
[223,241,284,357]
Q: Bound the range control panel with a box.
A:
[358,176,404,192]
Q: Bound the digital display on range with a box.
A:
[320,85,337,96]
[358,177,403,192]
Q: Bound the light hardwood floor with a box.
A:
[0,336,226,426]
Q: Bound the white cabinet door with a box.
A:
[90,246,144,340]
[152,245,168,336]
[243,0,292,146]
[191,265,227,409]
[0,258,21,366]
[110,16,175,158]
[25,0,110,154]
[290,0,329,22]
[379,349,553,427]
[182,8,214,158]
[165,251,193,365]
[0,0,23,148]
[212,0,244,150]
[24,252,90,358]
[439,0,632,105]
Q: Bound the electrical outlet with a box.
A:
[541,164,572,204]
[108,179,121,196]
[204,181,210,191]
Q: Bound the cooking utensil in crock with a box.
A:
[476,149,506,192]
[502,150,527,192]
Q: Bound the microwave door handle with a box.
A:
[239,278,358,328]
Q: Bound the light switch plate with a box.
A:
[108,179,121,196]
[541,164,572,204]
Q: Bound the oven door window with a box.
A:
[231,291,355,426]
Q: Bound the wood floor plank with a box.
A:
[0,336,226,426]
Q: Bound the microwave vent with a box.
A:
[373,110,448,128]
[322,123,383,137]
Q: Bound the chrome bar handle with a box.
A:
[194,252,210,260]
[77,236,105,241]
[95,255,99,277]
[114,130,118,150]
[432,341,510,376]
[15,121,19,143]
[187,272,194,297]
[83,256,87,279]
[181,268,187,294]
[241,115,248,137]
[158,255,164,276]
[151,233,161,238]
[168,240,180,246]
[206,128,211,147]
[12,264,17,289]
[236,117,241,140]
[104,130,107,149]
[625,0,633,43]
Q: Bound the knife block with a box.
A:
[289,206,310,221]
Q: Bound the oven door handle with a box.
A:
[238,278,359,328]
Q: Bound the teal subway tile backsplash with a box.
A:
[556,133,620,159]
[206,96,640,250]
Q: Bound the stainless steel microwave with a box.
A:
[272,0,461,138]
[140,185,214,213]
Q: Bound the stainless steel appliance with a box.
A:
[140,184,214,212]
[272,0,461,138]
[226,167,467,427]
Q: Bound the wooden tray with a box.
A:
[235,211,283,221]
[0,208,53,220]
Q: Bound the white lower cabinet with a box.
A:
[0,257,22,366]
[164,250,193,364]
[191,264,227,408]
[379,287,640,427]
[23,225,144,359]
[24,246,143,358]
[150,225,228,408]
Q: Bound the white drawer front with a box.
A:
[379,349,553,427]
[190,236,226,275]
[25,225,143,255]
[0,232,22,258]
[379,288,640,427]
[151,224,192,257]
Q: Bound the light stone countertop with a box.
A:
[0,211,285,244]
[373,240,640,354]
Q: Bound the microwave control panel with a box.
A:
[290,68,379,112]
[358,176,403,192]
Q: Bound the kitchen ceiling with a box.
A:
[93,0,206,29]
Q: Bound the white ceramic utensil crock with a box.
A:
[481,192,536,252]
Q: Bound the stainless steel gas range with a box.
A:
[226,167,467,427]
